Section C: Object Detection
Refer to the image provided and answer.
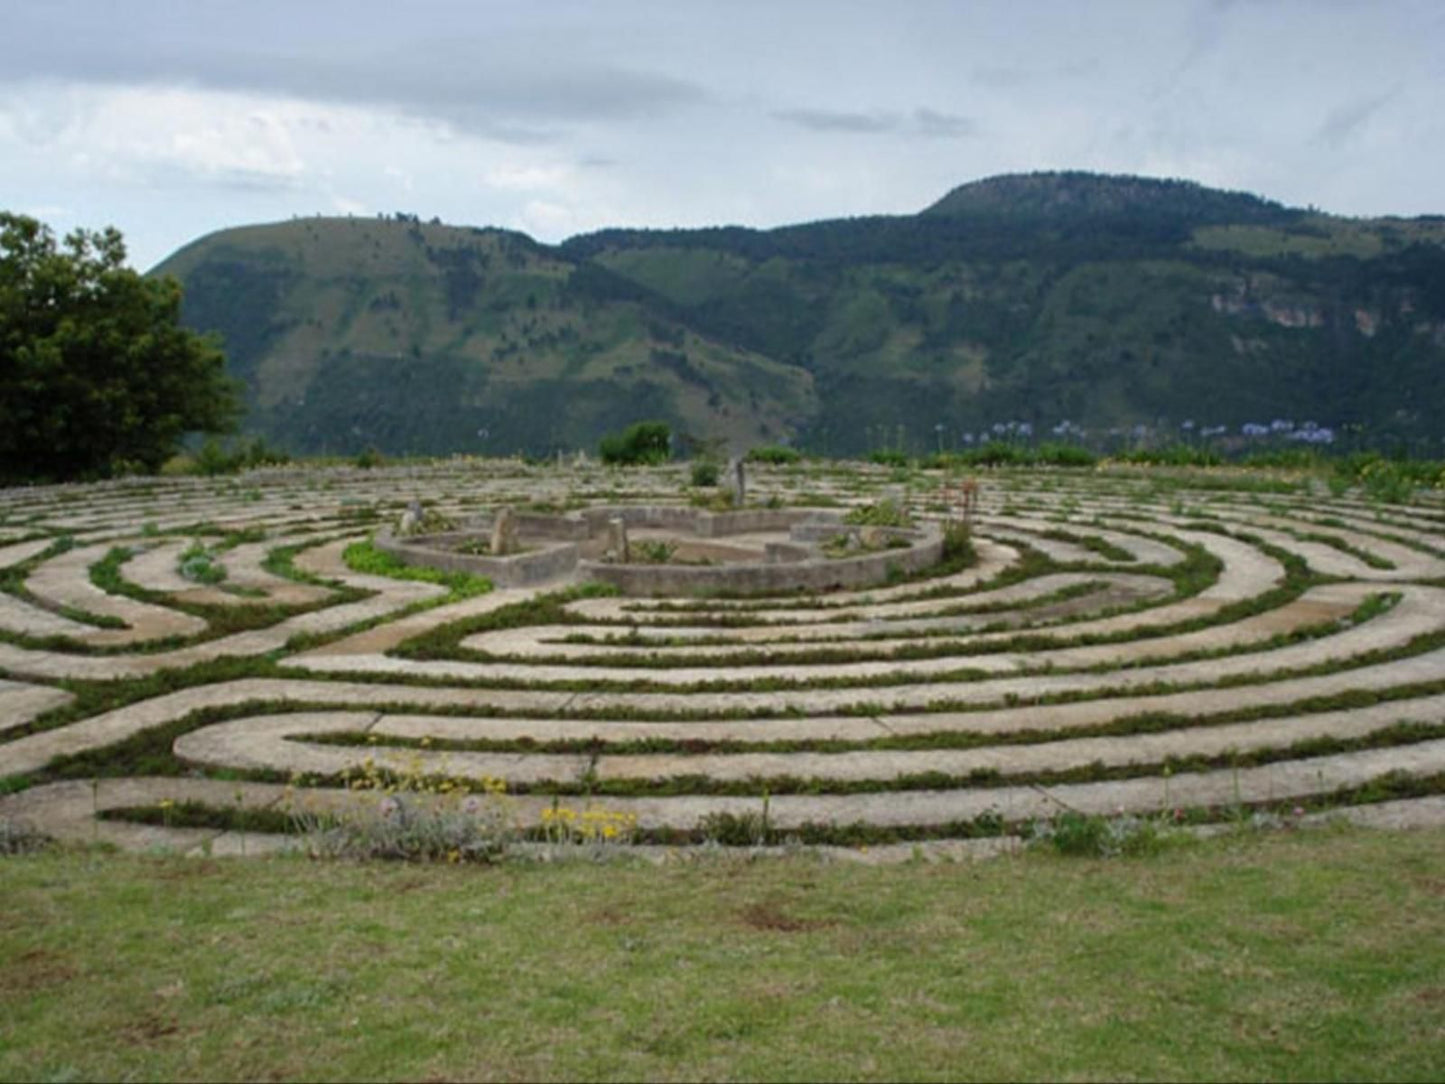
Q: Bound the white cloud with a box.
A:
[0,0,1439,270]
[516,200,581,239]
[482,162,575,193]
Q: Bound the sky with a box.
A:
[3,0,1442,271]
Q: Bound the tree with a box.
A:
[598,420,672,465]
[0,213,239,482]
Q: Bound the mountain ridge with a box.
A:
[152,172,1445,457]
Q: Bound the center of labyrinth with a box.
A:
[3,461,1445,858]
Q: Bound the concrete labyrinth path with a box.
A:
[4,457,1445,859]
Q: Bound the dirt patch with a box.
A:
[586,906,632,927]
[8,948,77,993]
[1411,877,1445,898]
[738,899,836,933]
[119,1012,181,1045]
[154,859,223,880]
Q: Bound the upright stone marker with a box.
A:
[491,506,518,556]
[398,498,424,536]
[728,457,747,507]
[608,517,631,563]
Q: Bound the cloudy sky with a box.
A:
[4,0,1441,270]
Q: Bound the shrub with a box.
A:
[1116,444,1222,468]
[291,783,516,864]
[844,498,912,527]
[287,759,638,863]
[868,449,908,467]
[632,540,677,564]
[1335,453,1440,505]
[354,447,385,469]
[698,799,771,846]
[599,421,671,466]
[1034,442,1097,468]
[748,444,801,465]
[965,441,1026,467]
[941,520,975,563]
[178,541,227,585]
[193,438,236,477]
[690,459,720,487]
[1028,811,1176,858]
[189,436,292,476]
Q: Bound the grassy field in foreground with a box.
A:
[2,828,1443,1082]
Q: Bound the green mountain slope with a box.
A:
[155,173,1445,456]
[155,217,815,455]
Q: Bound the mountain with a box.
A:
[154,217,815,456]
[153,173,1445,457]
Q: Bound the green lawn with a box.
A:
[3,826,1443,1082]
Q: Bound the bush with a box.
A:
[965,441,1026,467]
[188,436,292,476]
[1029,811,1175,858]
[748,444,801,465]
[1116,444,1222,468]
[293,786,516,864]
[844,498,912,527]
[1333,452,1442,505]
[178,541,227,585]
[1035,442,1097,468]
[941,520,975,563]
[599,421,671,466]
[632,539,677,564]
[698,804,771,846]
[868,449,908,467]
[690,459,720,487]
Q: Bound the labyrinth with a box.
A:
[4,458,1445,859]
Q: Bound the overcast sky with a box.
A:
[3,0,1441,270]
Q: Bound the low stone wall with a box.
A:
[375,506,942,596]
[580,523,943,597]
[580,505,833,539]
[511,513,590,541]
[373,528,580,588]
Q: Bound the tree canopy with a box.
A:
[0,213,239,482]
[598,420,672,465]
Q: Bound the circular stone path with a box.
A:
[4,457,1445,859]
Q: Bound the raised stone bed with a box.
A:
[376,505,944,596]
[373,527,581,588]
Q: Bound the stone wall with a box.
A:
[580,525,942,597]
[373,528,580,588]
[375,506,941,596]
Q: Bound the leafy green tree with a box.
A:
[0,213,239,482]
[598,420,671,465]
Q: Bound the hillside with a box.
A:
[154,173,1445,457]
[155,218,815,455]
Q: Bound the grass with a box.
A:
[1,826,1442,1081]
[342,538,493,598]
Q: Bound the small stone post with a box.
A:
[490,506,518,556]
[728,457,747,507]
[398,497,424,536]
[608,516,631,563]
